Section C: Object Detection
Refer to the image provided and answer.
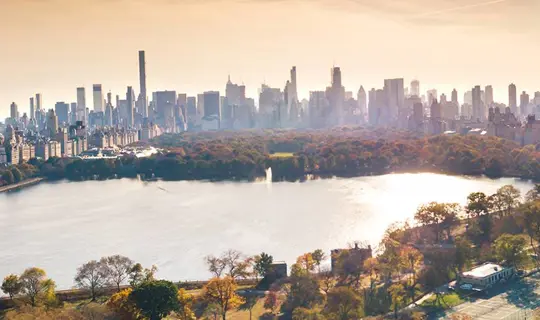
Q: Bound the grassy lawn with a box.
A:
[268,152,294,158]
[420,292,464,310]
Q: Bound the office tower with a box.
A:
[472,85,484,121]
[410,79,420,97]
[440,93,447,104]
[54,102,69,124]
[383,78,404,123]
[485,85,494,107]
[430,99,441,119]
[29,97,35,120]
[93,84,104,112]
[287,66,299,121]
[46,109,58,138]
[451,89,458,106]
[105,102,113,127]
[126,86,135,128]
[154,91,177,127]
[107,92,112,106]
[138,50,148,118]
[426,89,437,108]
[70,103,77,124]
[520,91,530,116]
[327,67,345,125]
[357,86,367,117]
[203,91,220,118]
[509,83,517,114]
[76,87,86,123]
[10,102,18,120]
[35,93,42,111]
[308,91,328,128]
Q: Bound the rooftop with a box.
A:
[462,263,506,279]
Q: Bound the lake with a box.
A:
[0,173,535,289]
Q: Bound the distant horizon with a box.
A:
[2,0,539,118]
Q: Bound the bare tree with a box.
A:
[205,250,252,280]
[101,255,134,291]
[75,260,110,301]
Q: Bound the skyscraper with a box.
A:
[410,79,420,97]
[357,86,367,118]
[138,50,148,118]
[451,89,458,106]
[126,86,135,128]
[46,109,58,138]
[29,97,35,120]
[70,102,77,124]
[54,102,69,124]
[327,67,345,125]
[520,91,530,116]
[287,66,298,121]
[485,85,494,107]
[472,85,484,121]
[93,84,104,112]
[76,87,86,123]
[35,93,42,111]
[509,83,517,114]
[383,78,404,123]
[203,91,220,119]
[10,102,18,119]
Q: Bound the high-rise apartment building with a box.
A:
[203,91,220,118]
[485,85,494,107]
[383,78,404,123]
[29,97,35,120]
[357,86,367,117]
[138,50,148,118]
[472,85,485,121]
[93,84,104,112]
[126,86,135,128]
[35,93,42,111]
[520,91,530,116]
[46,109,58,138]
[451,89,458,106]
[509,83,517,114]
[70,103,77,124]
[410,80,420,97]
[76,87,86,123]
[10,102,18,120]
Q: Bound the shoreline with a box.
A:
[0,177,45,193]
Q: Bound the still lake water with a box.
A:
[0,173,535,289]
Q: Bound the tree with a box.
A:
[1,274,22,300]
[177,288,196,320]
[491,185,521,217]
[319,268,336,294]
[130,280,179,320]
[311,249,326,273]
[238,294,259,320]
[292,307,326,320]
[2,170,14,184]
[205,250,252,280]
[129,263,158,286]
[74,260,110,301]
[494,234,528,268]
[324,287,362,320]
[465,192,492,218]
[521,201,540,267]
[389,283,406,319]
[253,252,274,280]
[453,237,474,274]
[19,267,55,307]
[202,277,244,320]
[282,274,323,313]
[107,288,142,320]
[414,202,461,242]
[10,167,23,183]
[101,255,134,291]
[525,184,540,202]
[264,291,280,315]
[295,253,316,274]
[399,246,423,303]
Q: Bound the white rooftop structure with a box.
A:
[462,263,504,279]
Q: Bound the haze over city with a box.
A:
[2,0,540,117]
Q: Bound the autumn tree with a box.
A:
[525,184,540,202]
[319,267,336,294]
[205,250,252,280]
[324,287,362,320]
[130,280,179,320]
[292,307,326,320]
[491,185,521,217]
[414,202,461,242]
[1,275,22,300]
[107,288,142,320]
[253,252,274,280]
[494,234,528,268]
[75,260,110,301]
[101,255,134,291]
[264,290,280,315]
[311,249,326,273]
[389,283,406,319]
[202,277,244,320]
[399,246,423,303]
[282,273,323,313]
[465,192,492,218]
[129,263,158,286]
[177,288,196,320]
[19,267,56,307]
[521,201,540,266]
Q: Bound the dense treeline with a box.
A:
[1,129,539,188]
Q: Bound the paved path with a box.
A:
[433,275,540,319]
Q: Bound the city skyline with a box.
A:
[2,0,540,118]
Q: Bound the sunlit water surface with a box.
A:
[0,173,534,289]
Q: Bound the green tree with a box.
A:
[10,167,23,183]
[521,201,540,267]
[389,283,406,319]
[465,192,492,218]
[1,274,22,300]
[453,237,474,274]
[19,267,56,307]
[414,202,461,242]
[282,274,323,313]
[491,185,521,217]
[1,170,14,184]
[311,249,326,273]
[238,294,259,320]
[494,234,528,268]
[129,263,158,286]
[74,260,110,301]
[202,277,244,320]
[130,280,179,320]
[292,307,326,320]
[253,252,274,280]
[324,287,362,320]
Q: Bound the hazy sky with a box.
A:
[1,0,539,118]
